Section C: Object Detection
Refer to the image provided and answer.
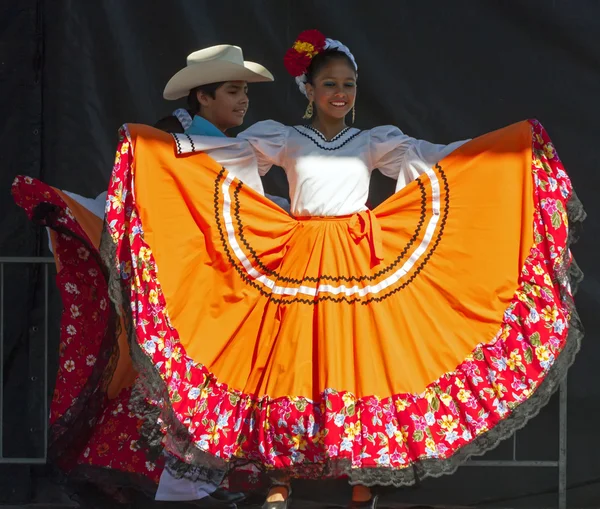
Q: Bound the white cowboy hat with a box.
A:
[163,45,274,100]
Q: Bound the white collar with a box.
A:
[293,125,361,150]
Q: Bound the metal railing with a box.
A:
[0,256,569,507]
[464,379,568,508]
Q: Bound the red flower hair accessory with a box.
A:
[283,29,327,77]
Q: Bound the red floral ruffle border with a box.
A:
[10,178,162,484]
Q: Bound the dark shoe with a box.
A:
[348,493,378,509]
[210,489,246,504]
[261,485,291,509]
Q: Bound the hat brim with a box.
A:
[163,61,274,100]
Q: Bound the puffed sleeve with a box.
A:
[172,132,265,194]
[238,120,289,176]
[369,126,469,191]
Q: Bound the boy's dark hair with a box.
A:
[153,113,189,134]
[187,82,226,115]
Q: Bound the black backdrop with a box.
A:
[1,1,598,506]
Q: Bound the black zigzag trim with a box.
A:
[362,164,450,305]
[214,169,322,304]
[213,165,448,305]
[292,126,362,151]
[214,168,374,304]
[300,125,352,143]
[232,180,428,284]
[185,134,196,153]
[213,168,273,295]
[172,134,183,155]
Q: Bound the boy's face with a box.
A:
[198,81,249,131]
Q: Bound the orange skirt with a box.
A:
[101,119,582,486]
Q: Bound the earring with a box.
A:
[351,105,356,125]
[303,101,314,120]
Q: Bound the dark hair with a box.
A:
[305,49,356,85]
[187,82,226,115]
[153,113,188,134]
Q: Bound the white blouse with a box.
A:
[173,120,467,217]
